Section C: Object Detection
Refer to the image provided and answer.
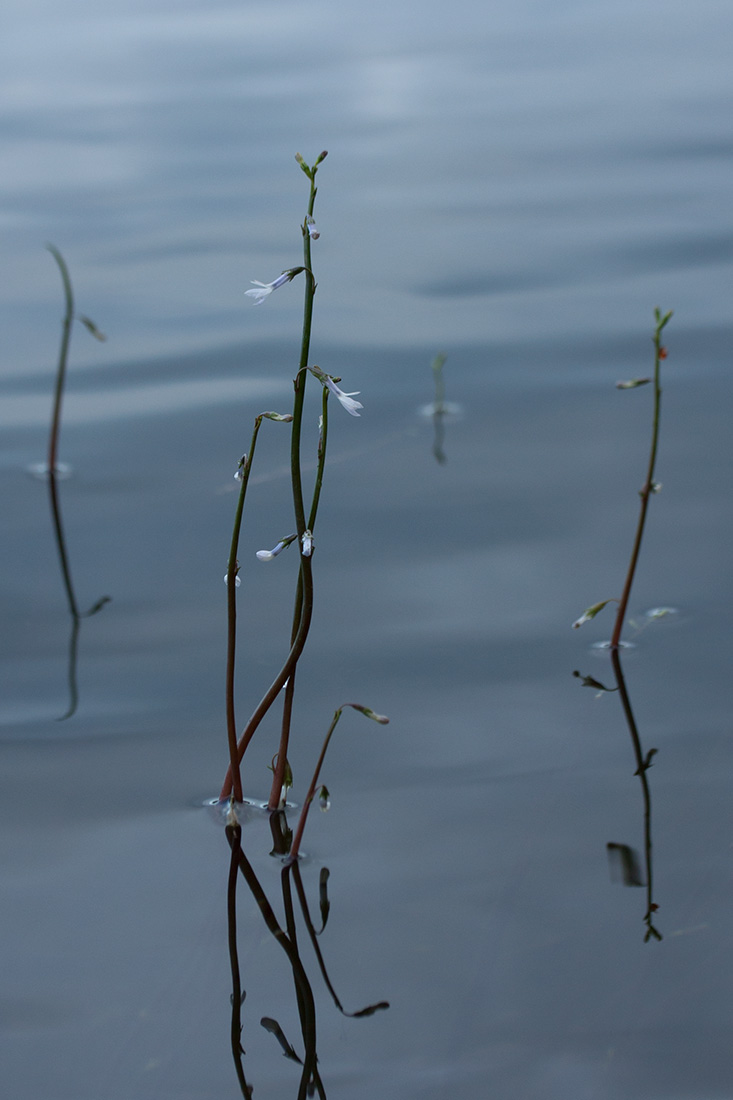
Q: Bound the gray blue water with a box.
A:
[2,1,733,1097]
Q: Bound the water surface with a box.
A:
[2,1,733,1097]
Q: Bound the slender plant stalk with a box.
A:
[266,167,321,800]
[610,310,672,649]
[225,418,267,803]
[267,386,330,808]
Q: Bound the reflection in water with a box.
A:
[46,460,110,719]
[429,353,448,465]
[44,247,110,718]
[575,651,662,942]
[418,353,463,465]
[225,811,389,1099]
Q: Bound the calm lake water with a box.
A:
[3,1,733,1098]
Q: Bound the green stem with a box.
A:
[268,386,330,809]
[225,419,265,804]
[290,176,319,536]
[267,583,302,811]
[264,165,322,807]
[610,311,671,649]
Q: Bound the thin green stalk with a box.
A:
[267,596,301,811]
[225,419,266,804]
[610,310,672,649]
[307,384,329,533]
[290,164,321,536]
[268,386,330,809]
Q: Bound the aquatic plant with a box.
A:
[573,308,672,942]
[573,307,673,645]
[219,153,388,838]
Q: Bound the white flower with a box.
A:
[245,271,293,305]
[301,530,314,557]
[224,573,241,587]
[324,376,363,417]
[306,216,320,240]
[256,534,296,562]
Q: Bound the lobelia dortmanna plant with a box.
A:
[572,309,672,945]
[218,151,388,852]
[572,308,673,647]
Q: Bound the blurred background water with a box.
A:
[2,1,733,1098]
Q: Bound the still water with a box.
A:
[2,1,733,1097]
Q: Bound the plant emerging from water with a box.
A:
[573,308,673,645]
[573,309,672,942]
[219,152,388,840]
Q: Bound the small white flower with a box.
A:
[256,534,296,562]
[301,530,314,557]
[245,271,292,305]
[224,573,241,587]
[324,377,363,417]
[306,216,320,240]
